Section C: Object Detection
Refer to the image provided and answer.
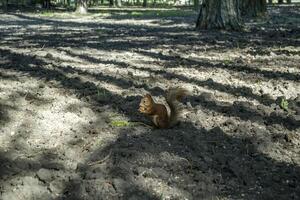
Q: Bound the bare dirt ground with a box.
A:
[0,5,299,200]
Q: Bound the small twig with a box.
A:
[32,44,46,52]
[24,92,28,100]
[88,150,112,166]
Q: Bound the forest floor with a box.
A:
[0,5,299,200]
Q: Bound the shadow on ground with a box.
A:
[0,46,299,199]
[0,5,299,199]
[62,122,300,199]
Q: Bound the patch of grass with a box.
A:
[108,113,152,128]
[130,11,144,16]
[255,79,262,84]
[159,193,164,200]
[280,98,289,111]
[108,113,131,128]
[95,29,103,34]
[40,11,55,17]
[223,59,233,65]
[97,88,107,97]
[129,9,194,17]
[110,120,131,127]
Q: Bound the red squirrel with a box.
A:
[139,87,190,128]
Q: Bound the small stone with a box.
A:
[45,53,54,59]
[186,102,192,109]
[38,84,45,88]
[287,115,300,127]
[22,176,39,185]
[200,92,214,101]
[41,162,63,170]
[36,168,53,182]
[284,133,296,143]
[49,179,66,194]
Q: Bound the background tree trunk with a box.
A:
[76,0,88,14]
[109,0,115,6]
[240,0,267,17]
[278,0,283,4]
[2,0,8,10]
[115,0,122,7]
[268,0,273,4]
[43,0,50,9]
[194,0,199,10]
[143,0,147,7]
[196,0,242,31]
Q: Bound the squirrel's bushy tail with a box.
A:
[166,87,191,127]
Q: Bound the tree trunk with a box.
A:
[43,0,50,9]
[194,0,199,10]
[268,0,273,4]
[115,0,122,7]
[76,0,88,13]
[109,0,115,6]
[143,0,147,7]
[196,0,242,31]
[2,0,8,10]
[240,0,267,17]
[286,0,291,3]
[278,0,283,3]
